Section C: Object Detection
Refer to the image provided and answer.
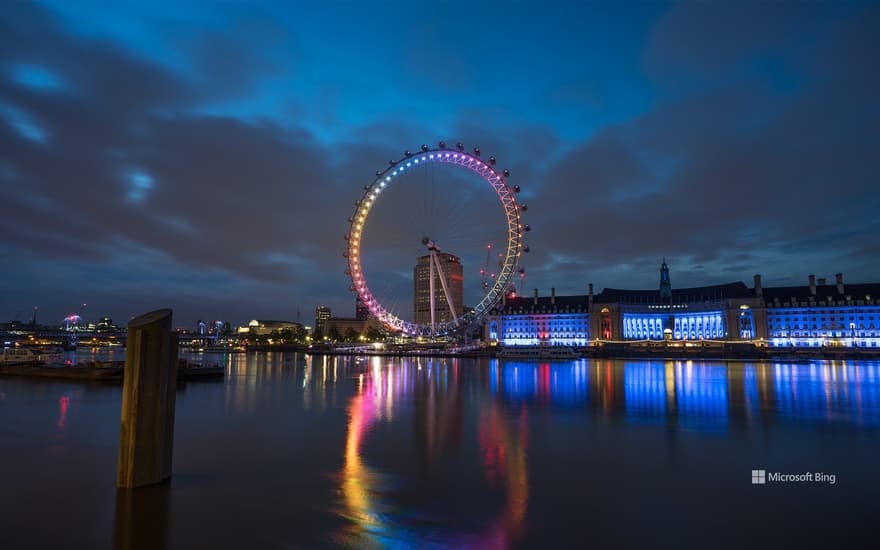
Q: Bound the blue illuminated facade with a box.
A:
[596,279,762,343]
[763,276,880,347]
[485,268,880,349]
[622,313,665,340]
[621,309,728,340]
[674,311,726,339]
[488,289,590,346]
[766,307,880,347]
[494,313,590,346]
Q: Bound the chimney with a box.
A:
[753,274,763,297]
[551,287,556,305]
[809,274,816,296]
[836,273,844,295]
[533,287,538,306]
[588,283,594,309]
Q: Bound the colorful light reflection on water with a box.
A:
[330,358,880,547]
[1,356,879,548]
[484,359,880,429]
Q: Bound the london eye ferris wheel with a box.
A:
[344,141,530,338]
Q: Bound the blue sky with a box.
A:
[1,1,878,328]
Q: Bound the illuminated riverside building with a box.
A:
[487,288,590,346]
[762,274,880,348]
[238,319,303,336]
[485,262,880,348]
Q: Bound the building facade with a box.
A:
[762,274,880,347]
[486,288,590,347]
[238,319,303,336]
[314,306,331,338]
[597,279,765,342]
[485,265,880,348]
[413,252,464,326]
[324,316,384,340]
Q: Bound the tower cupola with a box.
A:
[659,258,672,300]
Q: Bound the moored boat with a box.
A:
[497,346,580,360]
[177,358,225,379]
[0,362,123,381]
[1,347,64,365]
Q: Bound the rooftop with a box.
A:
[762,282,880,303]
[597,282,754,304]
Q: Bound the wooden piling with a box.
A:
[117,308,178,488]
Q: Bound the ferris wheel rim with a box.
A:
[345,144,524,337]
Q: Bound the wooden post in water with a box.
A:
[113,485,170,550]
[117,308,178,488]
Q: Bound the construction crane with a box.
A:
[479,243,493,296]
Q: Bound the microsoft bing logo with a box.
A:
[752,470,766,484]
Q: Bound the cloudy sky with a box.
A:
[1,1,878,329]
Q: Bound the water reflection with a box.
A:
[3,355,880,548]
[333,358,880,546]
[339,358,457,547]
[476,400,528,547]
[489,360,590,406]
[342,389,382,537]
[56,395,69,429]
[673,362,729,432]
[483,359,880,429]
[413,358,462,476]
[113,485,170,550]
[338,358,532,548]
[770,361,880,424]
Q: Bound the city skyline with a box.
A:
[2,1,879,327]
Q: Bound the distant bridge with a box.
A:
[2,329,225,347]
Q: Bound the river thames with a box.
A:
[1,354,878,548]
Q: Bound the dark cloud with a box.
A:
[0,3,342,324]
[175,14,296,99]
[528,5,880,293]
[643,1,849,90]
[1,1,878,328]
[0,4,524,324]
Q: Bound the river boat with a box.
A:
[497,346,581,360]
[0,347,64,365]
[177,359,225,379]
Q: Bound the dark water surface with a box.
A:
[1,355,879,549]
